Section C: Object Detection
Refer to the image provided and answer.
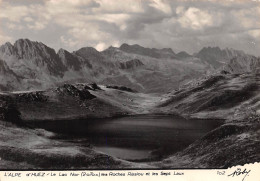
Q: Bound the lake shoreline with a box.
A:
[24,114,224,163]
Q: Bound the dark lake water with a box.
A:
[27,115,223,161]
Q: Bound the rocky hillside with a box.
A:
[157,73,260,121]
[0,39,66,77]
[149,72,260,168]
[0,59,22,91]
[154,115,260,168]
[6,82,161,122]
[58,48,87,71]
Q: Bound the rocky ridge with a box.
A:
[0,39,259,93]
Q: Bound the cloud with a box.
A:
[60,36,78,48]
[24,17,33,22]
[248,29,260,39]
[149,0,172,14]
[94,0,144,13]
[95,42,107,51]
[0,4,29,22]
[177,7,214,30]
[0,0,259,56]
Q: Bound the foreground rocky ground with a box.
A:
[0,73,259,169]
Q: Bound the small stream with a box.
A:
[27,115,223,161]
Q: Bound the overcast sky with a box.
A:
[0,0,259,56]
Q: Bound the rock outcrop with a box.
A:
[119,59,144,69]
[195,47,246,68]
[223,56,260,74]
[56,84,96,100]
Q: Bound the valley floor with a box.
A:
[0,73,259,169]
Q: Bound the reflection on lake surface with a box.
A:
[27,115,223,161]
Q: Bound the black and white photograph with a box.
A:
[0,0,259,170]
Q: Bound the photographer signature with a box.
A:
[227,168,251,181]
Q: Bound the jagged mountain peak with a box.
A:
[197,46,246,56]
[13,38,58,60]
[0,42,16,56]
[102,46,121,53]
[77,46,99,53]
[75,46,104,63]
[119,43,133,49]
[2,42,14,48]
[161,48,175,54]
[0,38,67,78]
[202,46,221,50]
[15,38,35,45]
[106,46,122,52]
[119,43,176,59]
[176,51,191,59]
[196,46,248,68]
[58,48,82,71]
[57,48,70,55]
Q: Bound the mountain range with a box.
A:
[0,39,259,169]
[0,39,259,93]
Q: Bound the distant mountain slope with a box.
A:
[195,47,246,68]
[0,39,257,93]
[101,45,208,93]
[0,39,69,90]
[74,47,105,63]
[4,39,67,77]
[58,48,83,71]
[223,56,260,74]
[176,51,192,59]
[0,59,21,91]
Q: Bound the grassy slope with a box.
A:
[152,116,260,168]
[156,74,259,120]
[151,73,260,168]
